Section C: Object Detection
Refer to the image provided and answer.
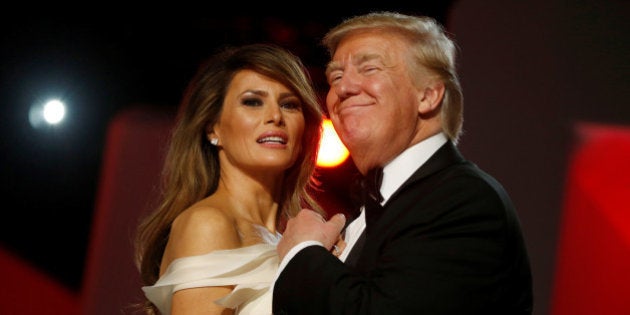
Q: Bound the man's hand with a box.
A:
[277,209,346,260]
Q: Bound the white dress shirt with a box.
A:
[337,132,447,261]
[274,132,447,284]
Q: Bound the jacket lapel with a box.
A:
[386,141,465,205]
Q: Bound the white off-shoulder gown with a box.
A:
[142,227,281,315]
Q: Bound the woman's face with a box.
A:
[210,69,305,175]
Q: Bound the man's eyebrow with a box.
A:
[325,61,342,76]
[325,53,382,76]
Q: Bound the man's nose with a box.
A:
[334,72,361,99]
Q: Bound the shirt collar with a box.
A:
[380,132,448,203]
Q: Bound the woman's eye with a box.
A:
[281,100,302,110]
[242,98,263,107]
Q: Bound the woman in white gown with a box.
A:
[134,43,325,315]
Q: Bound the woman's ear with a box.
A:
[206,124,220,145]
[417,81,445,114]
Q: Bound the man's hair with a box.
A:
[323,11,464,143]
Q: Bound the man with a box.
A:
[273,11,533,314]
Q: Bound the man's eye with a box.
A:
[362,65,378,73]
[328,72,343,84]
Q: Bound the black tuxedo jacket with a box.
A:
[273,141,533,314]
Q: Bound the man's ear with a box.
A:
[417,81,445,114]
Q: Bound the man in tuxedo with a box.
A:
[273,12,533,314]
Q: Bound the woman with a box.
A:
[134,43,324,314]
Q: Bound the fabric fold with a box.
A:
[143,227,281,315]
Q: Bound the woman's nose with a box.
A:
[266,105,284,125]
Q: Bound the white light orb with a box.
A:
[42,100,66,124]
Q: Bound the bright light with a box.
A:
[316,118,349,167]
[29,98,67,128]
[43,100,66,124]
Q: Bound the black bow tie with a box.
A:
[345,166,385,255]
[360,167,384,204]
[348,166,384,221]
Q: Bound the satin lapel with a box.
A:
[365,193,385,233]
[353,141,466,268]
[347,141,466,268]
[386,141,465,205]
[344,229,366,267]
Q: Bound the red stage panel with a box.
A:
[551,122,630,315]
[80,106,174,315]
[0,245,79,315]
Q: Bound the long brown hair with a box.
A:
[134,43,323,314]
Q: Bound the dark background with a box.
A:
[0,2,454,292]
[1,2,628,315]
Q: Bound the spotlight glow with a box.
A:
[29,98,67,129]
[42,100,65,124]
[316,118,349,168]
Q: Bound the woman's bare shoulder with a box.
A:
[164,203,241,262]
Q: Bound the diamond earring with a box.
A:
[210,138,219,146]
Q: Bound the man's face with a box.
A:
[325,31,423,173]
